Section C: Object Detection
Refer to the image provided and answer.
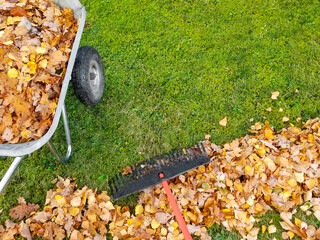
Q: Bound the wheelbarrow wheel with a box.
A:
[71,46,105,106]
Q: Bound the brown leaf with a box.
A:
[32,211,52,223]
[19,221,32,240]
[10,6,27,17]
[9,203,39,220]
[122,166,132,175]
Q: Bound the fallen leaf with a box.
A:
[10,203,39,220]
[283,117,289,122]
[271,91,280,99]
[219,117,228,127]
[268,225,277,234]
[122,166,132,175]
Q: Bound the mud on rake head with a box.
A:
[109,143,210,200]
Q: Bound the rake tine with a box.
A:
[155,156,162,169]
[129,166,137,181]
[123,172,130,184]
[182,148,190,161]
[173,150,180,163]
[136,164,144,177]
[147,158,156,172]
[164,153,172,166]
[177,149,185,162]
[201,142,209,158]
[192,145,200,159]
[141,164,148,175]
[116,174,124,188]
[111,177,118,192]
[120,173,126,186]
[163,154,172,166]
[196,143,203,157]
[168,152,176,164]
[109,180,114,195]
[187,147,195,161]
[145,158,154,173]
[158,156,166,167]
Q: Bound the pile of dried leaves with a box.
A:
[1,119,320,239]
[0,0,78,143]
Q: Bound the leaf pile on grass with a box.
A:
[0,0,78,143]
[2,119,320,239]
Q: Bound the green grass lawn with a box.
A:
[1,0,320,239]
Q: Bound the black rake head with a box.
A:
[109,143,210,200]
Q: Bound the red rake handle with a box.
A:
[159,173,192,240]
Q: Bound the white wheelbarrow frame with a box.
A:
[0,0,86,194]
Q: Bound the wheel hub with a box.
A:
[89,60,101,95]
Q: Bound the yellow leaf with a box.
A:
[219,117,228,127]
[151,219,160,229]
[245,166,252,174]
[234,182,243,193]
[287,179,297,187]
[39,59,48,69]
[287,231,294,239]
[135,204,144,215]
[256,146,266,157]
[294,218,301,228]
[305,179,316,189]
[283,191,291,199]
[265,128,274,139]
[172,221,179,229]
[88,213,96,223]
[4,40,13,46]
[23,75,31,82]
[255,203,264,212]
[27,61,37,74]
[55,195,66,206]
[21,129,31,139]
[261,225,266,234]
[70,207,80,216]
[7,16,15,25]
[7,68,19,78]
[36,47,47,54]
[308,134,315,143]
[127,219,133,225]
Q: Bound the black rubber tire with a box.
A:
[71,46,105,106]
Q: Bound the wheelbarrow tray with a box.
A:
[0,0,86,157]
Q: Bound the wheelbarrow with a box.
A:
[0,0,105,194]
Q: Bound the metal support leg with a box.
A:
[0,156,24,194]
[46,103,72,163]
